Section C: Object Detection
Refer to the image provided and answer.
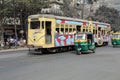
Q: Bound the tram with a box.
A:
[27,14,111,53]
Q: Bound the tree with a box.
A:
[0,0,50,40]
[91,5,120,31]
[62,0,82,18]
[87,0,98,19]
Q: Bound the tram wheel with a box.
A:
[41,49,48,54]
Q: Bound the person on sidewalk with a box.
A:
[7,38,11,49]
[13,38,17,49]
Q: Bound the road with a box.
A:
[0,47,120,80]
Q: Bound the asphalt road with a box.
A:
[0,46,120,80]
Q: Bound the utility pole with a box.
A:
[13,0,18,40]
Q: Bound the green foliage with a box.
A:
[87,0,98,4]
[92,5,120,31]
[0,0,49,17]
[62,0,77,17]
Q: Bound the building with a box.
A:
[41,0,63,15]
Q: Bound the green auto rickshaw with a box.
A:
[74,32,96,55]
[111,32,120,47]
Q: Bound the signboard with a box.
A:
[2,17,20,25]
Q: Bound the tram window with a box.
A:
[102,30,105,35]
[42,21,44,29]
[65,25,68,28]
[73,28,76,31]
[96,30,97,34]
[65,28,68,34]
[72,28,76,34]
[98,27,101,31]
[69,25,72,28]
[69,28,72,33]
[89,29,91,32]
[30,21,40,29]
[76,25,81,32]
[83,29,85,32]
[102,30,103,35]
[103,30,105,35]
[86,29,88,32]
[60,28,64,34]
[93,29,96,34]
[56,28,59,33]
[61,24,64,28]
[56,24,59,28]
[104,30,106,34]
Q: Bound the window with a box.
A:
[30,21,40,29]
[69,28,72,32]
[86,29,88,32]
[56,24,60,28]
[93,29,96,34]
[96,30,97,34]
[60,28,64,34]
[56,28,59,33]
[76,25,81,32]
[98,27,101,31]
[61,24,64,28]
[65,28,68,34]
[69,25,72,28]
[83,29,85,32]
[42,21,44,29]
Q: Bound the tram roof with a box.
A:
[28,14,88,22]
[28,14,110,25]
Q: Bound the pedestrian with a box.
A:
[4,37,7,47]
[7,38,11,49]
[13,38,17,49]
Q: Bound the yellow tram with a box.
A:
[27,14,111,53]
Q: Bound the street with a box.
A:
[0,47,120,80]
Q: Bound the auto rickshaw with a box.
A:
[111,32,120,47]
[74,32,96,55]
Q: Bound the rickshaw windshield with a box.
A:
[75,34,85,40]
[112,34,120,38]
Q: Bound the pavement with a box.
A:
[0,46,28,53]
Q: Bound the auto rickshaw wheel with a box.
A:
[113,45,116,48]
[76,51,81,55]
[92,48,96,53]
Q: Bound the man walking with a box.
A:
[13,38,17,49]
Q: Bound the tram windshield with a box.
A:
[30,21,40,29]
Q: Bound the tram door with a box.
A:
[45,21,52,44]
